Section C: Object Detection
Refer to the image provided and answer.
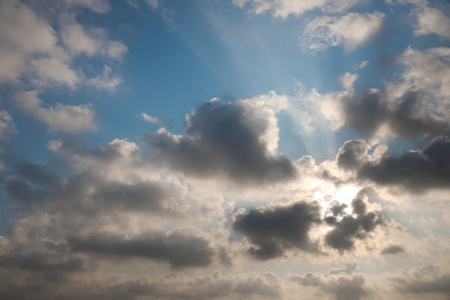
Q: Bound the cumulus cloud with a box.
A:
[323,189,385,251]
[288,263,369,300]
[60,16,127,60]
[0,0,66,84]
[336,137,450,191]
[233,0,364,18]
[0,0,125,89]
[295,47,450,139]
[414,6,450,39]
[146,96,296,185]
[304,12,384,52]
[15,91,96,133]
[232,201,322,259]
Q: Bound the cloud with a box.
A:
[232,201,322,260]
[0,0,65,84]
[145,0,160,10]
[67,228,215,268]
[233,0,364,18]
[288,263,369,300]
[138,112,160,123]
[14,91,96,133]
[323,189,385,251]
[63,0,111,13]
[336,137,450,191]
[0,110,18,140]
[391,265,450,296]
[145,96,297,185]
[0,0,125,90]
[295,47,450,139]
[380,244,405,255]
[60,15,127,60]
[87,65,122,91]
[414,6,450,39]
[304,12,384,52]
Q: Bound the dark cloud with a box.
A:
[337,137,450,191]
[232,201,321,260]
[67,228,215,268]
[380,245,405,255]
[145,100,296,185]
[324,190,385,251]
[288,264,368,300]
[340,90,450,138]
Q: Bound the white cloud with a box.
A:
[389,47,450,115]
[138,113,160,123]
[88,65,122,91]
[15,91,96,133]
[31,57,79,89]
[0,0,63,84]
[304,12,384,52]
[145,0,159,10]
[63,0,111,13]
[61,17,127,60]
[0,0,126,90]
[414,6,450,39]
[233,0,365,18]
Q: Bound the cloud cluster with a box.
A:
[146,96,296,185]
[294,46,450,139]
[324,190,385,251]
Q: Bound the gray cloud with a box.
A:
[288,263,369,300]
[340,90,450,138]
[146,100,296,185]
[324,190,385,251]
[392,265,450,295]
[337,137,450,191]
[232,201,321,260]
[380,244,405,255]
[67,228,215,269]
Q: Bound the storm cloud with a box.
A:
[232,201,322,259]
[146,99,296,185]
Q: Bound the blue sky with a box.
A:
[0,0,450,299]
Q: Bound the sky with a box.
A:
[0,0,449,299]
